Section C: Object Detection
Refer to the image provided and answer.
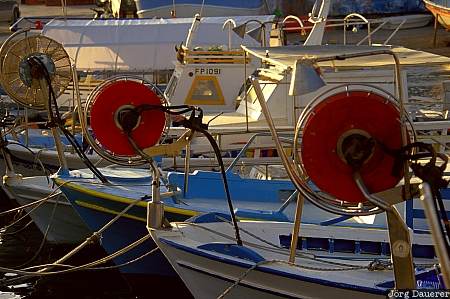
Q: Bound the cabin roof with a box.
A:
[242,45,394,69]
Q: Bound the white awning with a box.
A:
[42,15,275,71]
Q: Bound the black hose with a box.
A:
[27,56,108,184]
[183,123,242,246]
[122,106,243,246]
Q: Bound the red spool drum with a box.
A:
[90,80,166,156]
[301,91,404,203]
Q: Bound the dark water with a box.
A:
[0,189,192,299]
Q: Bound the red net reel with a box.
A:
[301,91,404,203]
[90,80,166,156]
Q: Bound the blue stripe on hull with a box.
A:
[160,238,387,295]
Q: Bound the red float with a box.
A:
[90,80,166,156]
[301,91,404,203]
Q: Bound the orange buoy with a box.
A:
[301,91,403,203]
[90,80,165,156]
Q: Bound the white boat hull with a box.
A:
[136,4,265,19]
[2,176,91,245]
[150,220,436,299]
[153,234,385,299]
[382,14,433,30]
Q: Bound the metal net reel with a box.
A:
[0,31,72,110]
[83,76,170,166]
[293,83,416,216]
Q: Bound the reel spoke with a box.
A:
[0,35,72,110]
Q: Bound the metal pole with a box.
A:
[148,160,164,229]
[51,126,68,171]
[355,173,415,289]
[434,14,439,48]
[244,51,249,132]
[392,52,412,200]
[24,108,29,147]
[343,19,347,45]
[262,24,266,48]
[383,19,406,46]
[39,79,68,171]
[356,21,387,46]
[72,65,86,142]
[2,147,15,177]
[420,183,450,288]
[183,142,191,197]
[289,193,304,263]
[228,23,232,50]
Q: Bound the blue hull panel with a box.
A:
[138,0,263,10]
[63,188,176,277]
[329,0,426,15]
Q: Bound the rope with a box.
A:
[0,234,154,284]
[0,219,34,236]
[0,190,62,217]
[36,194,144,273]
[18,246,159,272]
[0,186,64,231]
[13,193,61,268]
[0,179,146,286]
[217,260,264,299]
[217,258,370,299]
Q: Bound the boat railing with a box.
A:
[176,46,250,65]
[282,14,373,45]
[225,131,292,173]
[167,130,292,177]
[283,12,415,47]
[413,120,450,153]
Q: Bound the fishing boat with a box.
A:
[134,0,268,19]
[150,218,442,298]
[380,14,433,30]
[149,45,450,298]
[423,0,450,29]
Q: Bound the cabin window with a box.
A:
[185,75,225,105]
